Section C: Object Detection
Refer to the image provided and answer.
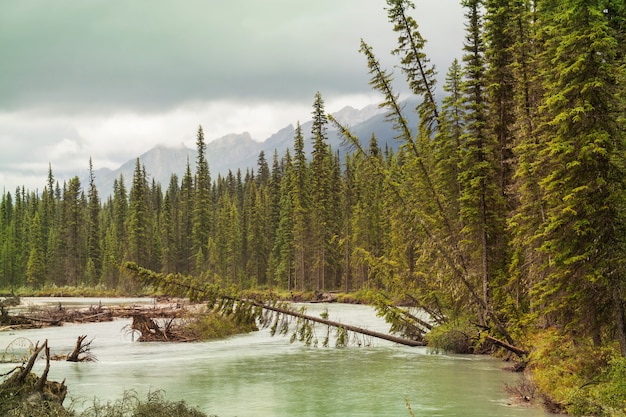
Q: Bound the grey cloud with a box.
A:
[0,1,464,114]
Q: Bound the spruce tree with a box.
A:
[86,158,102,284]
[271,150,295,289]
[458,0,506,322]
[127,159,150,268]
[61,177,85,286]
[310,92,332,290]
[291,122,311,291]
[179,161,194,274]
[192,126,212,275]
[26,212,45,288]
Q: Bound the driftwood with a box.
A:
[1,339,68,404]
[65,335,96,362]
[128,314,200,342]
[1,299,191,331]
[130,315,173,342]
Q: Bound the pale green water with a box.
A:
[1,299,553,416]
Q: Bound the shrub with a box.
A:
[81,390,209,417]
[425,319,477,354]
[528,328,620,415]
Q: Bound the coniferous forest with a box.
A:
[1,1,626,414]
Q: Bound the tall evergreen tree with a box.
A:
[61,177,84,286]
[179,161,194,274]
[86,158,102,284]
[458,0,506,322]
[192,126,212,274]
[386,0,439,135]
[310,92,333,290]
[270,150,295,289]
[127,159,150,268]
[26,212,45,288]
[291,122,311,291]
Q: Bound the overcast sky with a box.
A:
[0,0,465,193]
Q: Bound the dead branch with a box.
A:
[35,344,51,392]
[484,334,529,357]
[66,335,96,362]
[17,341,46,384]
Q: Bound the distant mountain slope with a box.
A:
[92,101,419,198]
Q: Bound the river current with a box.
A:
[0,298,553,416]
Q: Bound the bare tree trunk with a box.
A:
[613,290,626,357]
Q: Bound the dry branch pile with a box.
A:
[0,298,194,330]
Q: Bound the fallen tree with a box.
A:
[124,262,427,347]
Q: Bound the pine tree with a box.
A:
[161,174,180,274]
[386,0,439,135]
[484,0,517,205]
[458,0,506,322]
[179,161,194,274]
[271,150,295,289]
[291,122,311,291]
[26,212,46,288]
[60,177,85,286]
[86,158,102,284]
[507,0,544,313]
[192,126,212,274]
[434,59,465,218]
[127,159,150,267]
[310,92,333,290]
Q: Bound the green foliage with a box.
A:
[528,329,617,414]
[569,357,626,416]
[185,310,257,341]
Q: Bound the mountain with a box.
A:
[91,101,418,198]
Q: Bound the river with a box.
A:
[0,298,553,416]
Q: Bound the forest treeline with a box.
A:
[1,0,626,412]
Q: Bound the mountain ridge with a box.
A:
[90,101,418,198]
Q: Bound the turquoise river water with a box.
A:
[0,298,555,416]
